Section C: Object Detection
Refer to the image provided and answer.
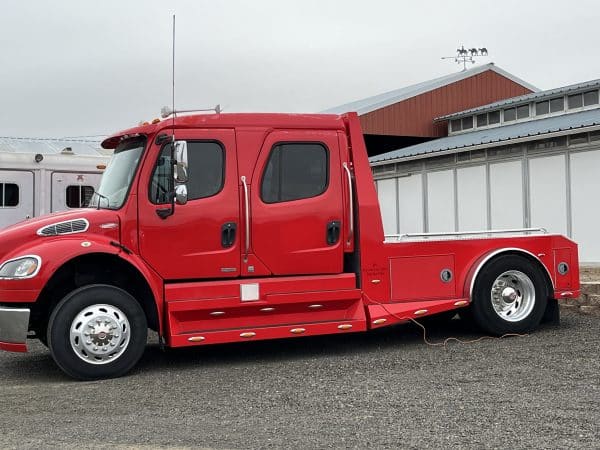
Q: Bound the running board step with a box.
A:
[169,319,367,348]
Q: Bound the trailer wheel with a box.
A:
[47,284,147,380]
[471,255,547,335]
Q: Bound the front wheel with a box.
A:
[471,255,548,335]
[47,284,147,380]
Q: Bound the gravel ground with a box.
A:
[0,309,598,450]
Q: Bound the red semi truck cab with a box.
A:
[0,112,580,379]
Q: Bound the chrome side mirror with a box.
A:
[175,184,188,205]
[174,141,188,183]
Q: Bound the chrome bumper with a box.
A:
[0,306,30,345]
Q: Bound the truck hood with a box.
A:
[0,209,121,263]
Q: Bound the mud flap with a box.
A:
[542,298,560,325]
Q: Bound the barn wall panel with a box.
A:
[359,70,532,137]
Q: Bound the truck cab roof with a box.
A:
[101,113,347,149]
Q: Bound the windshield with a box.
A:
[90,137,146,209]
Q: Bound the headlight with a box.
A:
[0,256,41,279]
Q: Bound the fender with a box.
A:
[1,236,165,333]
[462,247,555,301]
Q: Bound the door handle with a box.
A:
[326,221,341,245]
[221,222,237,248]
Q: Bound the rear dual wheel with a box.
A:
[47,284,147,380]
[470,255,548,335]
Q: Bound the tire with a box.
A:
[47,284,147,380]
[471,255,548,335]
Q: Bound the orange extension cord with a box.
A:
[365,294,529,348]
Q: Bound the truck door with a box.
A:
[0,170,34,228]
[137,129,240,280]
[245,130,344,275]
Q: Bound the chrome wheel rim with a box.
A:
[490,270,535,322]
[69,304,131,365]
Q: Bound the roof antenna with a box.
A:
[160,16,222,119]
[171,14,176,145]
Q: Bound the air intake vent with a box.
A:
[37,218,89,236]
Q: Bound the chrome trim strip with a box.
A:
[0,254,42,280]
[36,218,90,236]
[385,227,547,241]
[241,176,250,261]
[468,247,554,300]
[342,163,354,243]
[0,307,30,344]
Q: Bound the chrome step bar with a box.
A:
[385,227,548,241]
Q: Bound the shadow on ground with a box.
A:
[4,313,572,382]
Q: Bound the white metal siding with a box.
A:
[376,178,398,235]
[427,170,455,232]
[456,165,487,231]
[398,174,424,233]
[529,155,568,235]
[570,149,600,263]
[490,160,524,229]
[374,139,600,262]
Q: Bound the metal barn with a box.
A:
[324,63,536,157]
[369,79,600,264]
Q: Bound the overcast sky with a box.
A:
[1,0,599,139]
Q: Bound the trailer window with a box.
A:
[66,185,95,208]
[0,183,19,207]
[150,141,224,204]
[261,143,328,203]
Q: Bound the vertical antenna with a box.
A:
[171,14,176,143]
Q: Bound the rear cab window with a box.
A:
[260,143,328,203]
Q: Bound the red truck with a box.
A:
[0,112,580,380]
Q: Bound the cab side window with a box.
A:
[261,143,328,203]
[150,141,225,204]
[150,146,174,204]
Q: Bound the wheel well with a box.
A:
[472,250,554,297]
[31,253,159,337]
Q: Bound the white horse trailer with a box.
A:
[0,138,110,229]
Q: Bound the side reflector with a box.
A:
[240,332,256,338]
[414,309,428,315]
[338,324,352,330]
[188,336,205,342]
[454,300,468,307]
[373,318,387,325]
[290,328,306,334]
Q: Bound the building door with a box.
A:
[51,172,101,212]
[0,170,34,228]
[245,130,345,276]
[137,129,240,280]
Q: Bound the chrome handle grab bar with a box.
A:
[342,162,354,243]
[241,176,250,261]
[385,227,548,241]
